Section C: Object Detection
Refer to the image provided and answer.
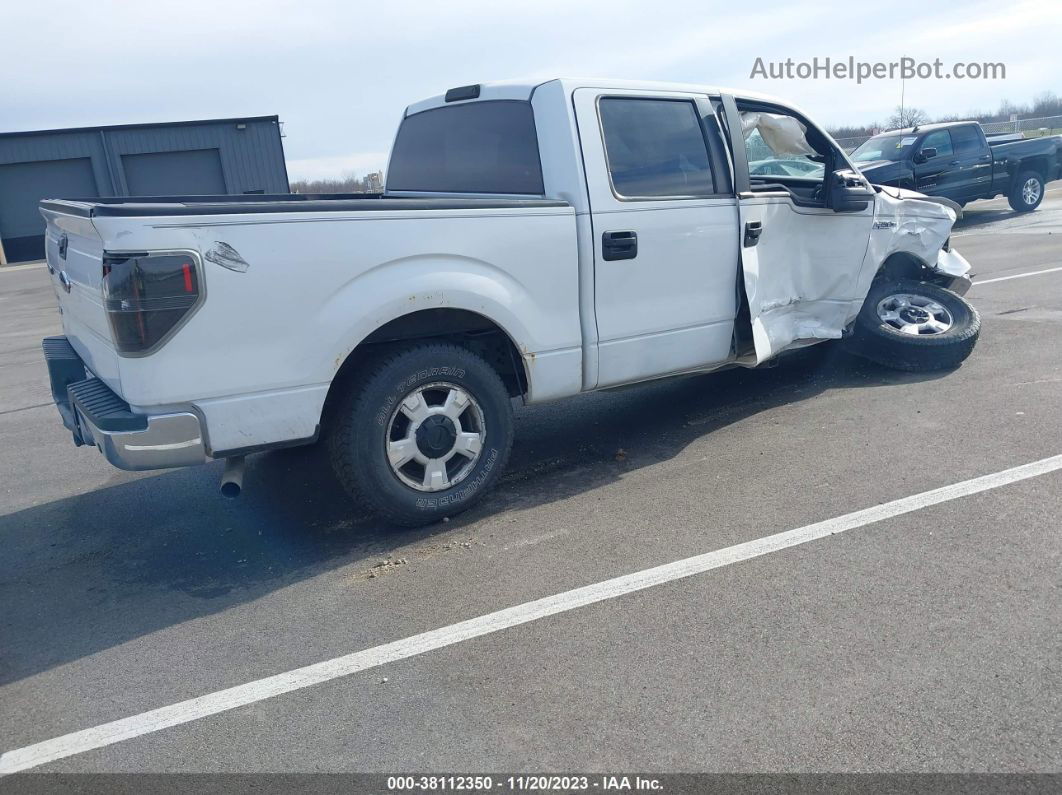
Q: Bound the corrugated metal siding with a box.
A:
[95,118,288,195]
[0,130,114,194]
[0,117,288,262]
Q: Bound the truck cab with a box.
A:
[851,122,994,203]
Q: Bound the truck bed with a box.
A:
[39,187,582,455]
[40,194,569,217]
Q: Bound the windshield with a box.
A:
[851,133,918,163]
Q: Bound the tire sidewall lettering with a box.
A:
[374,366,467,427]
[415,448,498,510]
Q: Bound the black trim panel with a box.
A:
[719,94,751,194]
[444,84,481,102]
[42,336,86,438]
[40,195,570,218]
[67,378,147,433]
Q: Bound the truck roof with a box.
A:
[403,78,795,117]
[875,120,981,136]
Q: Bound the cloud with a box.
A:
[5,0,1061,166]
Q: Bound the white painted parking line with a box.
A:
[3,453,1062,775]
[973,266,1062,285]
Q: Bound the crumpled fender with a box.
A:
[855,188,966,300]
[876,185,964,219]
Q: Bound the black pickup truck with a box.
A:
[851,121,1062,212]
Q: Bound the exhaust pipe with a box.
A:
[220,456,246,499]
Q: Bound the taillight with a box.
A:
[102,252,202,354]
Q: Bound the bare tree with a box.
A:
[828,122,883,139]
[886,105,930,129]
[290,173,382,194]
[1032,91,1061,117]
[828,89,1061,142]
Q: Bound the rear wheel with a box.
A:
[1008,170,1045,212]
[847,278,980,372]
[329,344,514,526]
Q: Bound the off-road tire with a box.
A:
[329,344,514,526]
[847,278,980,372]
[1008,170,1045,212]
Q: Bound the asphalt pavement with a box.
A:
[1,188,1060,774]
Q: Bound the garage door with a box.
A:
[121,148,227,196]
[0,157,99,263]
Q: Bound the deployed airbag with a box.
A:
[741,112,817,157]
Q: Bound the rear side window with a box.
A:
[950,125,984,155]
[387,101,544,194]
[598,98,715,198]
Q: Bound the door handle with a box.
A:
[744,221,763,247]
[949,160,961,166]
[57,271,72,293]
[602,230,637,261]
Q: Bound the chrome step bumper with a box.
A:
[43,336,207,471]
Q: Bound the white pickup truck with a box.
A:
[41,78,978,525]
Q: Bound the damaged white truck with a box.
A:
[40,79,979,525]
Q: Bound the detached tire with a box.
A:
[848,278,980,372]
[329,344,514,526]
[1008,170,1045,212]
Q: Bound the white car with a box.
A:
[40,78,978,525]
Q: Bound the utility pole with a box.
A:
[900,76,906,127]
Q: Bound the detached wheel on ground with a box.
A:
[847,278,980,372]
[1008,170,1045,213]
[329,343,514,526]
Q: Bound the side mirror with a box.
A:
[915,146,937,163]
[828,169,874,213]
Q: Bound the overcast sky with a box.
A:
[5,0,1060,180]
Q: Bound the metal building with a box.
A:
[0,115,289,264]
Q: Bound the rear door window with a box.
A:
[950,126,984,155]
[387,101,544,194]
[598,98,716,198]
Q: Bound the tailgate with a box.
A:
[40,205,122,392]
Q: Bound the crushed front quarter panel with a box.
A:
[854,187,964,301]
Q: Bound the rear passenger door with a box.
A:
[573,89,740,388]
[949,124,993,199]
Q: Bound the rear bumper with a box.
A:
[43,336,208,471]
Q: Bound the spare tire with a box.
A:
[847,278,980,372]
